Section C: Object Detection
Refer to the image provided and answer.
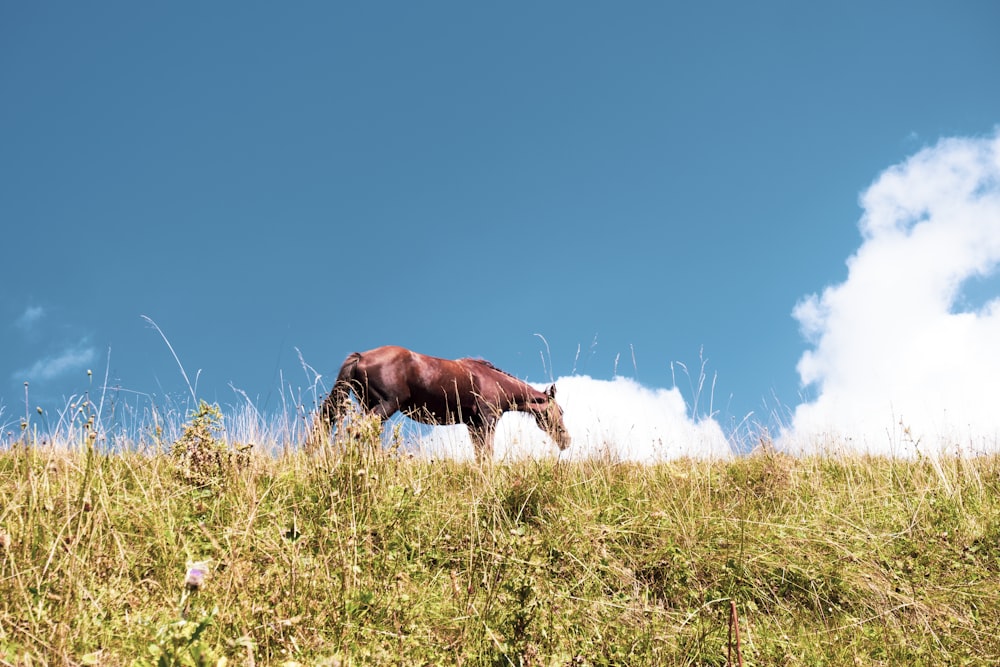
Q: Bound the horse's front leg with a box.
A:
[468,420,496,464]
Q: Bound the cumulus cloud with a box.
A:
[14,342,97,382]
[14,305,45,331]
[784,130,1000,455]
[415,375,732,461]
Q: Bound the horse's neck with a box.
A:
[492,377,545,412]
[459,358,546,412]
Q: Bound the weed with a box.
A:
[170,401,250,486]
[137,610,221,667]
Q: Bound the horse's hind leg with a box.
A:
[345,397,396,444]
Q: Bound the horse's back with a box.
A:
[352,345,416,371]
[353,346,460,390]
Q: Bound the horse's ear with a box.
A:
[546,384,557,399]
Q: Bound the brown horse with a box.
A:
[312,345,571,462]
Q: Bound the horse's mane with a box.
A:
[460,357,521,382]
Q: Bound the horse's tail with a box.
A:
[320,352,362,426]
[307,352,362,451]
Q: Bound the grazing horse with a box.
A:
[312,345,571,462]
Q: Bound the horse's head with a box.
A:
[535,384,571,451]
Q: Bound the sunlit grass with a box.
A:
[3,400,1000,666]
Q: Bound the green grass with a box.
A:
[3,410,1000,666]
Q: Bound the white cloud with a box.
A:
[14,305,45,331]
[15,343,97,382]
[415,375,732,461]
[783,130,1000,455]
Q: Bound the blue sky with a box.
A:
[3,2,999,454]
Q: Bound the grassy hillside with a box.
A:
[2,406,1000,665]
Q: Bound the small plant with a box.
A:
[139,610,222,667]
[170,401,249,486]
[493,553,545,666]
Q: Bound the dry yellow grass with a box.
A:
[3,410,1000,665]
